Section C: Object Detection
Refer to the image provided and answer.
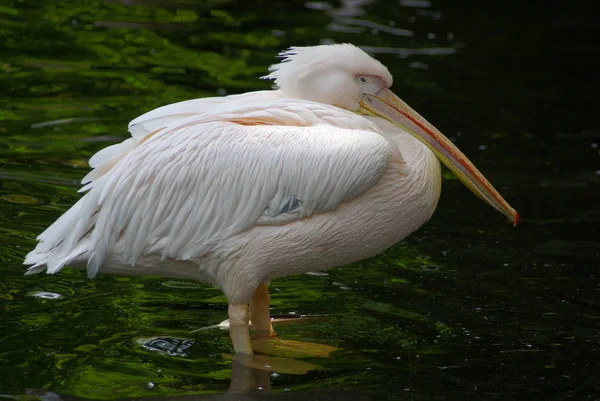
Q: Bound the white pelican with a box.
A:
[25,44,518,354]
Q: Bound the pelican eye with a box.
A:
[359,76,367,83]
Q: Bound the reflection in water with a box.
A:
[28,291,63,299]
[311,0,415,38]
[0,0,598,399]
[24,363,373,401]
[140,337,195,358]
[361,45,455,56]
[19,355,371,400]
[30,118,100,129]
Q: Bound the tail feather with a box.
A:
[81,138,137,190]
[24,108,174,277]
[24,193,97,276]
[34,197,84,252]
[24,265,45,275]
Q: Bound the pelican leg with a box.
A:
[228,303,253,354]
[247,284,337,359]
[250,282,277,338]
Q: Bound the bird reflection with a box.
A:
[25,356,372,400]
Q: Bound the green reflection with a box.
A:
[0,0,598,400]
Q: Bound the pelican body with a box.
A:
[25,44,518,354]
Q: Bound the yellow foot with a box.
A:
[251,336,337,359]
[224,353,320,375]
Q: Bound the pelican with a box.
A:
[24,44,518,355]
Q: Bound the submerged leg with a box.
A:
[230,284,335,359]
[250,282,277,338]
[228,303,253,354]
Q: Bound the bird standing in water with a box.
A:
[25,44,518,354]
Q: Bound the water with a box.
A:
[1,1,598,400]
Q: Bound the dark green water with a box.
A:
[1,1,598,400]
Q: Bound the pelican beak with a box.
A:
[359,88,519,225]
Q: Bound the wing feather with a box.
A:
[26,99,392,277]
[127,91,276,139]
[101,122,389,271]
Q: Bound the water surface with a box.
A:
[1,0,598,400]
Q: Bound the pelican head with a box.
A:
[264,44,518,225]
[264,43,392,110]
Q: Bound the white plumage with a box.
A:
[26,99,392,275]
[25,44,517,354]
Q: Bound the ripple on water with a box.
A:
[305,271,329,277]
[28,291,63,299]
[137,337,195,358]
[1,194,41,205]
[161,280,200,289]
